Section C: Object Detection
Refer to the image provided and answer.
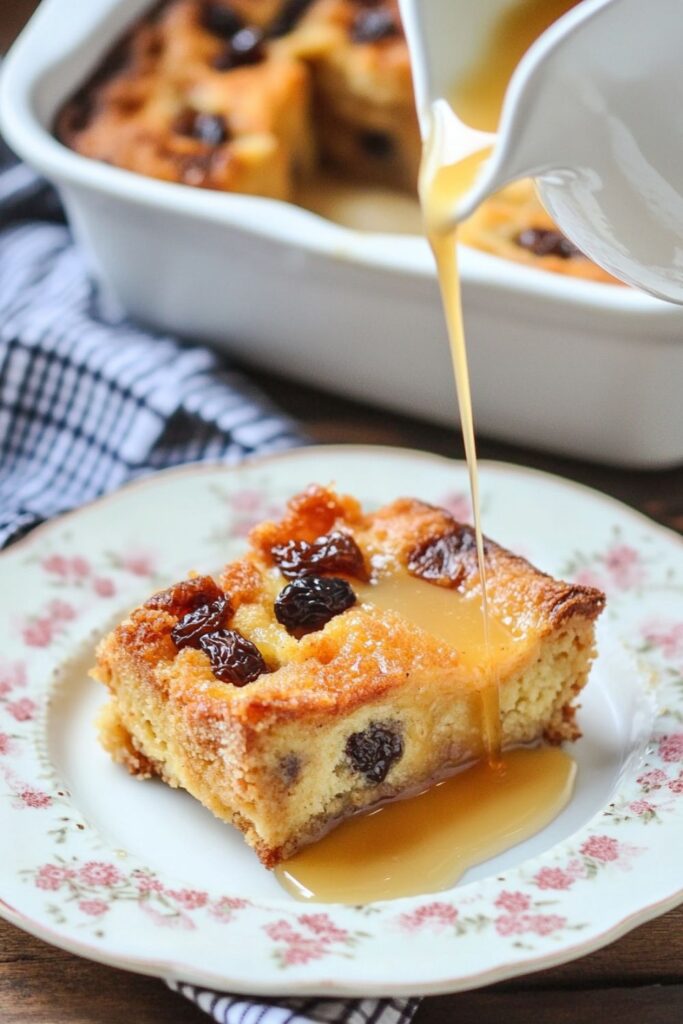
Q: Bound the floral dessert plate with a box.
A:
[1,445,682,996]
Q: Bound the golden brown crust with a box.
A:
[249,483,363,552]
[112,607,178,685]
[218,559,264,608]
[543,583,606,626]
[93,484,605,866]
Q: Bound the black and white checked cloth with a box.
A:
[169,982,420,1024]
[0,139,302,546]
[0,142,419,1024]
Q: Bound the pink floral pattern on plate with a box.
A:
[24,860,254,935]
[0,452,682,993]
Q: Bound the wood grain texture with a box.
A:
[1,1,683,1020]
[417,986,683,1024]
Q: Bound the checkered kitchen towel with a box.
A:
[0,142,420,1024]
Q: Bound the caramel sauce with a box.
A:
[356,573,514,672]
[275,1,584,905]
[276,747,576,903]
[419,0,582,759]
[421,139,501,758]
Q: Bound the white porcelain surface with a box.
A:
[1,446,683,995]
[402,0,683,303]
[2,0,683,466]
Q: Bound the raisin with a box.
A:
[213,27,265,69]
[270,0,314,37]
[359,130,394,159]
[345,722,403,784]
[145,576,223,617]
[351,9,399,43]
[271,531,368,581]
[195,112,230,145]
[171,596,232,650]
[199,629,266,685]
[201,1,243,37]
[516,227,579,259]
[274,576,356,634]
[407,528,478,588]
[173,109,230,145]
[278,753,301,785]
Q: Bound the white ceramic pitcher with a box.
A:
[399,0,683,303]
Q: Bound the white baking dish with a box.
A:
[2,0,683,467]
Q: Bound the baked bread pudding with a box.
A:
[56,0,417,198]
[93,485,605,867]
[56,0,614,281]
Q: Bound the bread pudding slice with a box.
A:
[93,486,604,868]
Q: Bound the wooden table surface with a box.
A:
[1,2,682,1022]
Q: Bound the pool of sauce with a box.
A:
[276,747,576,903]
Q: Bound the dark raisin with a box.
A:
[195,112,230,145]
[145,576,223,617]
[270,0,314,37]
[516,227,579,259]
[351,9,399,43]
[345,722,403,784]
[173,109,230,145]
[232,26,266,59]
[359,130,394,159]
[199,629,266,685]
[212,27,266,69]
[271,531,368,581]
[201,1,243,37]
[278,753,301,785]
[274,576,356,634]
[171,596,232,650]
[407,528,478,588]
